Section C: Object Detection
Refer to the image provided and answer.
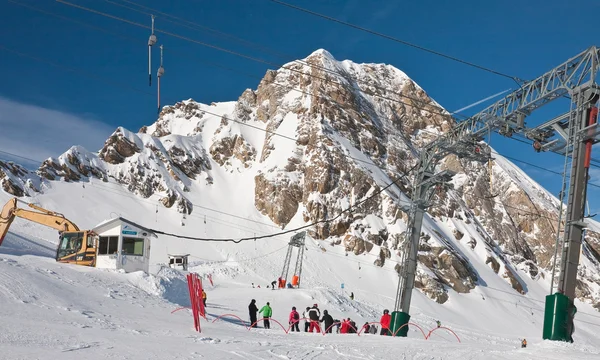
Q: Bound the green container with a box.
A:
[543,293,575,342]
[390,311,411,337]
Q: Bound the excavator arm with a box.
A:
[0,198,80,247]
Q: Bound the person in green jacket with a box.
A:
[259,302,272,329]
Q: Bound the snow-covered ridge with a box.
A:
[2,48,600,308]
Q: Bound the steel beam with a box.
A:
[395,46,600,341]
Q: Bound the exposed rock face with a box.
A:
[254,173,302,226]
[0,160,41,197]
[4,48,600,307]
[99,128,140,165]
[209,135,256,168]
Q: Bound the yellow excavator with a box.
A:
[0,197,97,266]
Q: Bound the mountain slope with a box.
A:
[1,48,599,310]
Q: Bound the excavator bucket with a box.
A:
[0,198,17,247]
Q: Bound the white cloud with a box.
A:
[0,96,114,166]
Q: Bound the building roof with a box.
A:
[93,217,158,238]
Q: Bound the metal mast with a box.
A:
[390,46,600,342]
[280,231,306,288]
[157,44,164,114]
[147,15,157,86]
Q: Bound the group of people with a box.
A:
[247,300,396,335]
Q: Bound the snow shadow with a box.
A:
[206,303,236,312]
[155,272,192,307]
[206,311,249,327]
[0,232,56,258]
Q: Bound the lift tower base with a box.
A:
[543,293,576,342]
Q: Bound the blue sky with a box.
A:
[1,0,600,211]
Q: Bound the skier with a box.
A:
[333,319,341,333]
[289,306,300,332]
[308,304,321,333]
[320,309,334,333]
[350,292,354,300]
[271,280,277,289]
[380,309,391,335]
[349,319,357,333]
[436,320,441,328]
[521,338,527,348]
[340,318,350,334]
[302,307,311,332]
[201,289,207,307]
[248,299,258,328]
[259,302,273,329]
[362,322,370,334]
[369,324,378,334]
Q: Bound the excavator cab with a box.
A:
[56,231,97,266]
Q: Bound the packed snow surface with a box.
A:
[1,185,600,359]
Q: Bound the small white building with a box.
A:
[92,217,156,273]
[168,254,190,271]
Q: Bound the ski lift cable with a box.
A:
[56,0,456,119]
[0,39,410,174]
[6,10,600,214]
[147,163,418,242]
[104,0,508,119]
[0,144,583,223]
[267,0,520,82]
[14,0,537,178]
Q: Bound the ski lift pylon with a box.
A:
[147,14,157,86]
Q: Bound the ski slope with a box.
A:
[1,187,600,359]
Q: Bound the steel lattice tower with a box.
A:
[280,231,306,288]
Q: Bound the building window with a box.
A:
[98,236,119,255]
[122,237,144,256]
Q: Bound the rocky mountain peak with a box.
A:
[2,48,600,308]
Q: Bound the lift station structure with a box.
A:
[392,46,600,343]
[280,231,306,288]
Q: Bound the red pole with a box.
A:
[187,273,201,332]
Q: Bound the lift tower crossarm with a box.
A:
[392,46,600,339]
[423,46,600,163]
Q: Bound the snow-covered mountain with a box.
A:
[2,48,600,310]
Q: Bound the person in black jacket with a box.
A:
[320,309,334,333]
[248,299,258,328]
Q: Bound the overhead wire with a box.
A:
[102,0,451,115]
[21,1,600,173]
[22,0,590,175]
[55,0,454,119]
[266,0,522,82]
[27,0,600,181]
[0,41,588,238]
[0,149,284,233]
[0,138,417,243]
[0,41,594,240]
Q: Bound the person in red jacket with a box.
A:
[289,306,300,332]
[340,318,350,334]
[380,309,391,335]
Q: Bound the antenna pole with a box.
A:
[147,14,157,86]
